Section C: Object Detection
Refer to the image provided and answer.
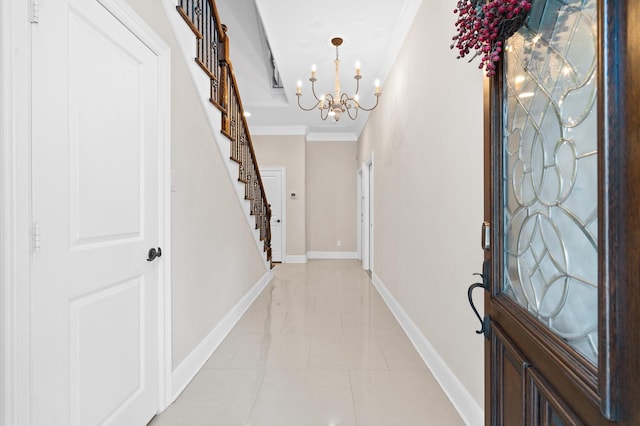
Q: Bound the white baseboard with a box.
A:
[371,272,484,426]
[306,251,358,260]
[285,255,308,264]
[171,270,273,400]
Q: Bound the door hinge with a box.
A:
[32,222,41,253]
[30,0,40,24]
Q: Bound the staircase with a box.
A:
[175,0,272,266]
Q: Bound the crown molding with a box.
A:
[247,125,358,142]
[249,125,307,136]
[305,132,358,142]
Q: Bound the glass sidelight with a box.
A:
[501,0,598,365]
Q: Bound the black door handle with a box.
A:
[276,219,281,223]
[147,247,162,262]
[467,260,490,337]
[468,281,487,335]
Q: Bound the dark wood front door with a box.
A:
[482,0,640,424]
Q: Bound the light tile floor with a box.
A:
[149,260,464,426]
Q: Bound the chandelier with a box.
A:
[296,37,381,121]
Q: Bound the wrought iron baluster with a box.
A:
[175,0,272,266]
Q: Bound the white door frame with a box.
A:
[0,2,173,424]
[368,154,374,272]
[360,153,374,271]
[357,169,362,261]
[1,2,33,425]
[260,167,287,263]
[361,163,369,270]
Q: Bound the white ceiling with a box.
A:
[215,0,423,140]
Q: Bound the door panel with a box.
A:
[528,368,583,426]
[31,1,162,425]
[483,0,640,424]
[490,325,530,426]
[70,277,144,426]
[69,10,144,246]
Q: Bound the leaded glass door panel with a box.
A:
[502,0,598,365]
[482,0,640,424]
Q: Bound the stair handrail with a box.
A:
[176,0,272,264]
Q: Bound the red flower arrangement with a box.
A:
[452,0,532,76]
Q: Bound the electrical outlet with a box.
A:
[337,240,342,247]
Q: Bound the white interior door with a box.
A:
[31,1,165,424]
[261,169,285,262]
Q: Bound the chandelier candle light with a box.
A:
[296,37,381,121]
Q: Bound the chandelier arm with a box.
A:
[342,95,358,119]
[353,76,361,96]
[346,104,358,120]
[353,94,381,112]
[320,106,330,120]
[325,93,336,110]
[310,78,323,102]
[297,95,322,112]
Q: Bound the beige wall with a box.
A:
[253,135,359,257]
[252,135,307,257]
[357,0,485,408]
[124,0,267,369]
[128,0,484,410]
[306,140,358,253]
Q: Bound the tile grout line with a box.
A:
[243,282,274,426]
[347,369,361,426]
[242,367,268,426]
